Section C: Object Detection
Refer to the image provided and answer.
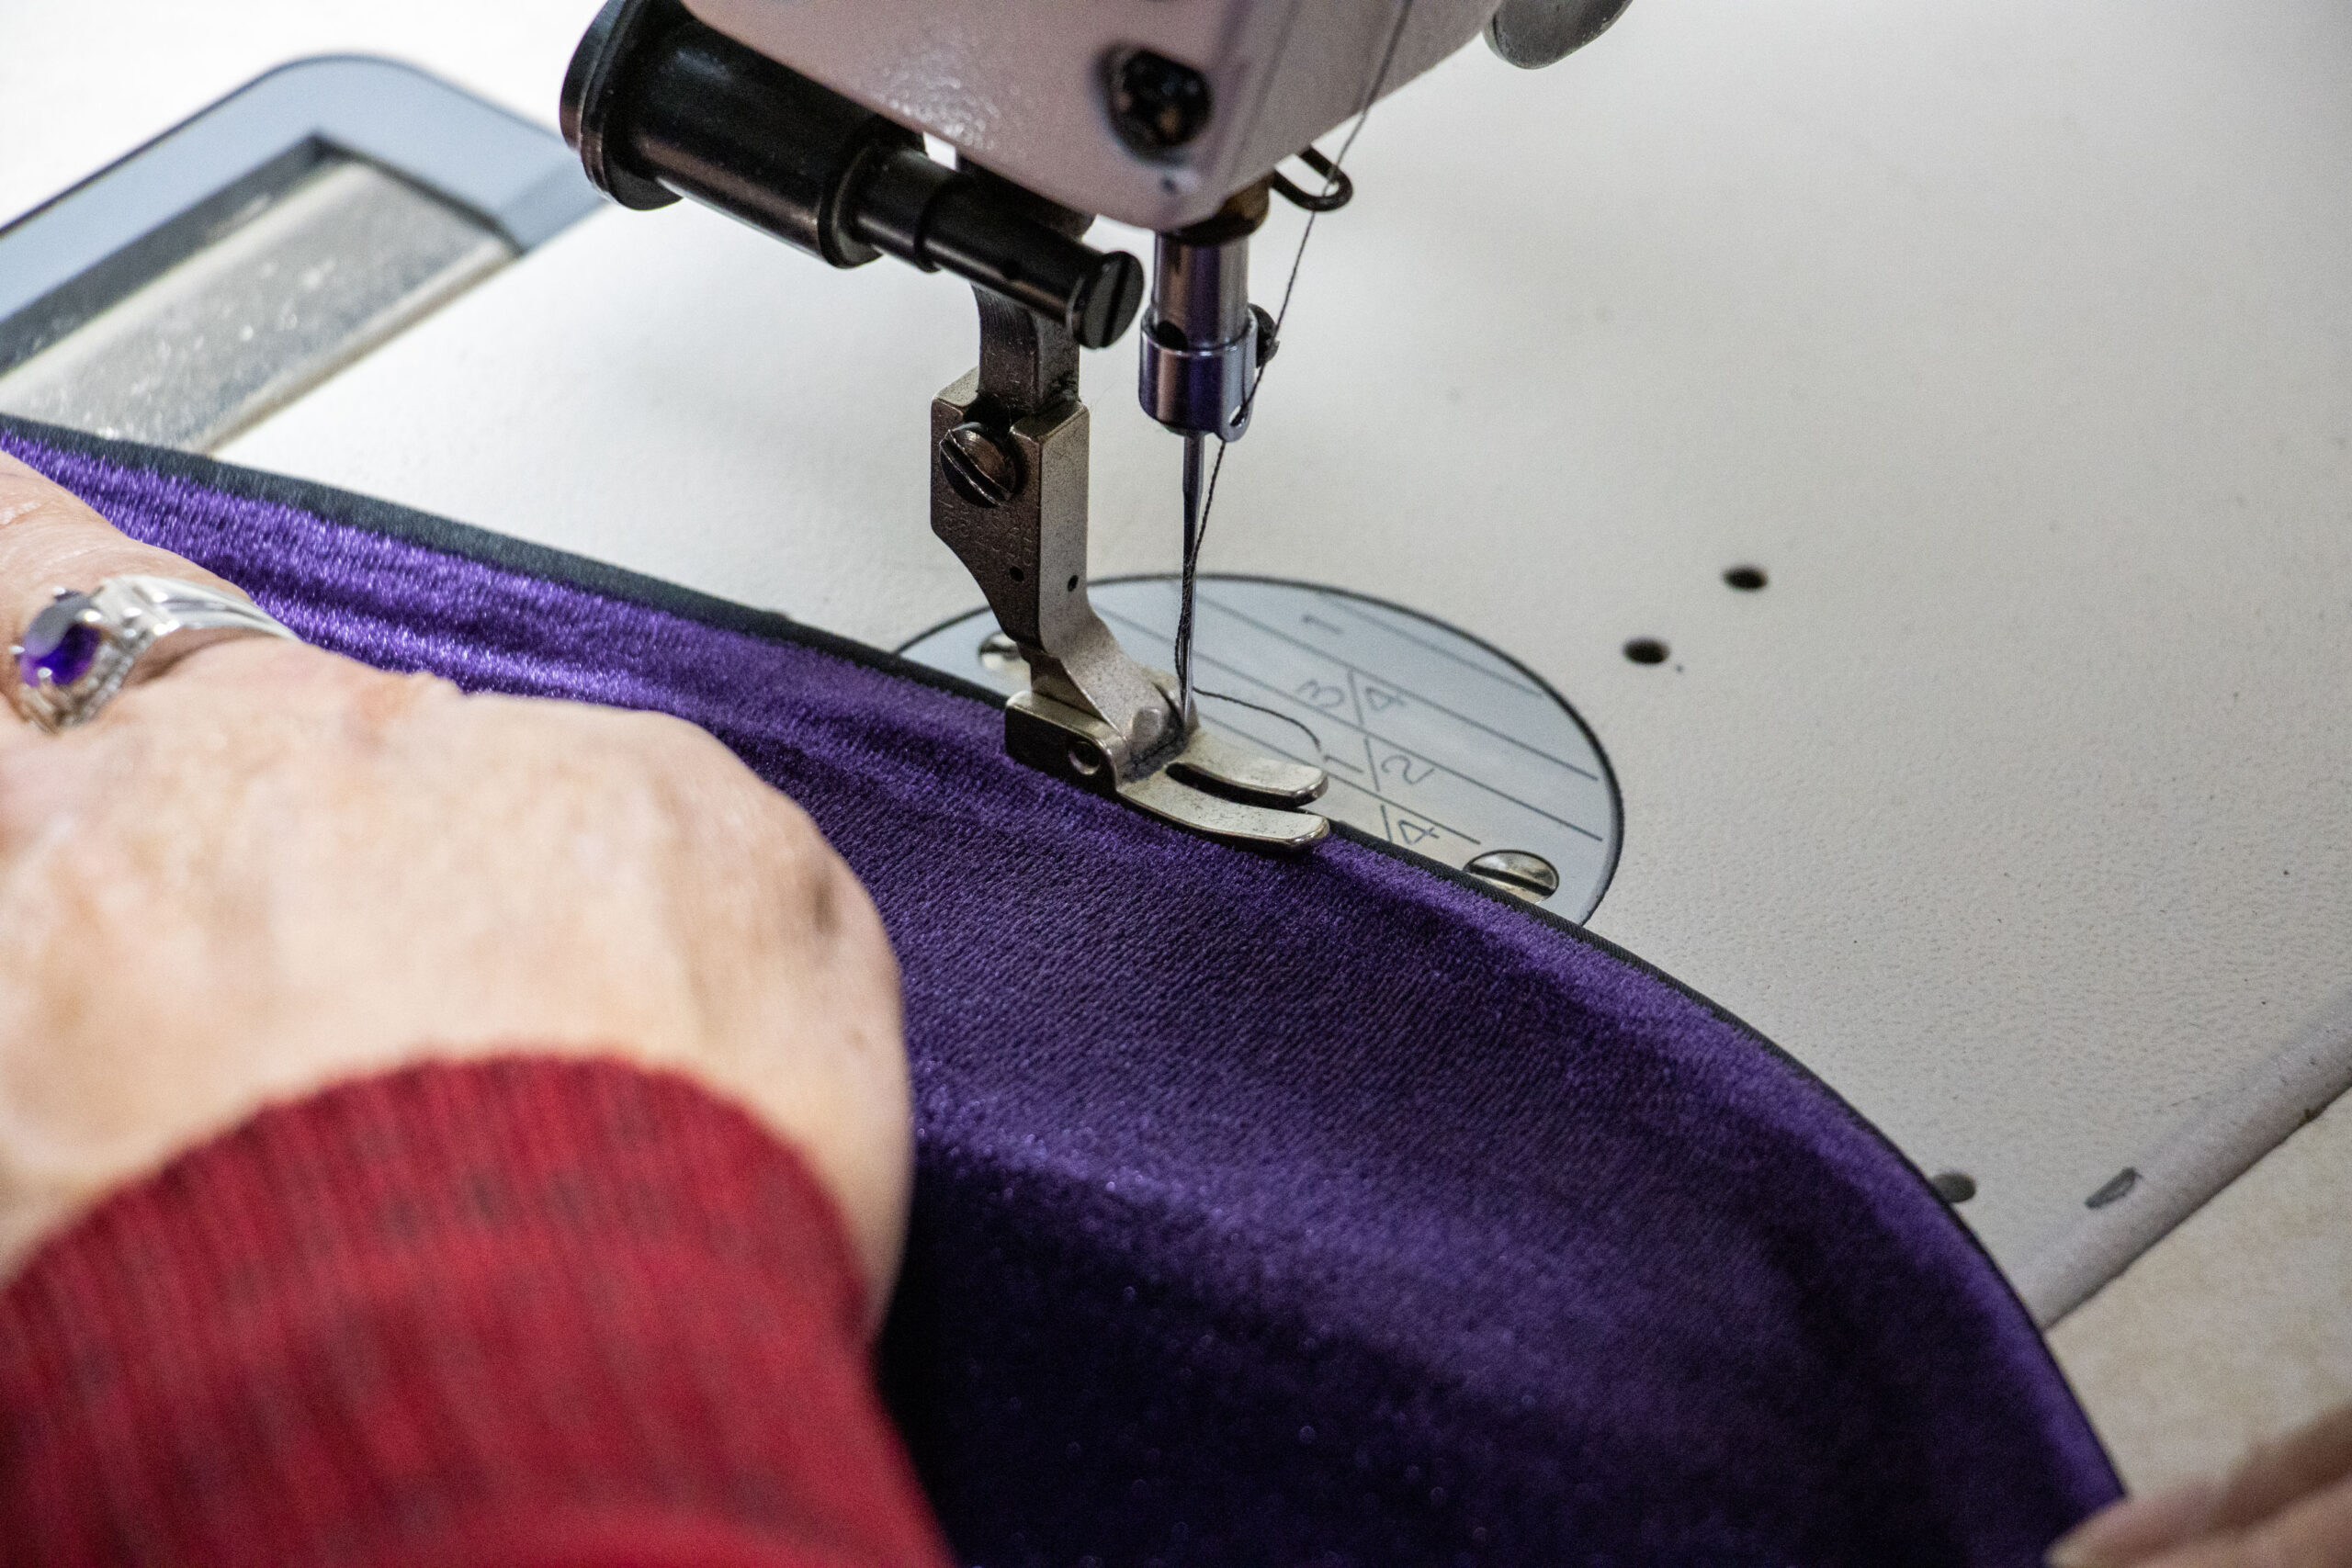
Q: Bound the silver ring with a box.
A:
[11,575,298,733]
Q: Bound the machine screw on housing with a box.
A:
[1107,51,1214,155]
[938,423,1024,509]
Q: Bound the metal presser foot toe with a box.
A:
[1006,677,1329,850]
[1166,719,1328,808]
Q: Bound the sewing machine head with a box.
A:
[676,0,1534,232]
[560,0,1628,846]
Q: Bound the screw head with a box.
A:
[977,630,1026,675]
[2086,1167,2140,1210]
[1069,251,1147,349]
[939,423,1023,509]
[1252,303,1281,367]
[1465,850,1561,902]
[1107,50,1213,156]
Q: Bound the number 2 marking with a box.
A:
[1380,751,1435,787]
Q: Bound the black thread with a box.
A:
[1195,686,1325,753]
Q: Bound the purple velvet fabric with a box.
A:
[2,418,2117,1566]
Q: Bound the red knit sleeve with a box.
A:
[0,1058,954,1568]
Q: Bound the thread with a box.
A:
[1173,0,1421,722]
[1196,687,1325,755]
[1175,433,1207,716]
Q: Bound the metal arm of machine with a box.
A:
[931,252,1180,773]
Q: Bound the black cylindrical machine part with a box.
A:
[560,0,1143,348]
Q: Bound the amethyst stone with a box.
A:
[17,594,101,690]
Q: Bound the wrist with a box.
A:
[0,1055,947,1568]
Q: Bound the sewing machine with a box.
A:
[2,0,2347,1495]
[552,0,1634,852]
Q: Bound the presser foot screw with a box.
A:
[939,423,1023,509]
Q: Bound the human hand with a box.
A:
[0,452,910,1318]
[2050,1404,2352,1567]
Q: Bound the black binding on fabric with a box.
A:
[0,412,2088,1348]
[0,414,1006,712]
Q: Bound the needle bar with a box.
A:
[1166,0,1419,728]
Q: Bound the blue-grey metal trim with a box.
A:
[0,56,599,341]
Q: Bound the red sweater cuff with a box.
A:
[0,1058,951,1568]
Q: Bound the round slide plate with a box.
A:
[899,575,1623,922]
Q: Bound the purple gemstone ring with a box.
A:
[11,575,297,733]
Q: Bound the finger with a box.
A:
[2211,1406,2352,1532]
[2057,1413,2352,1568]
[2132,1474,2352,1568]
[0,453,263,737]
[2050,1480,2222,1568]
[0,452,243,634]
[2239,1475,2352,1567]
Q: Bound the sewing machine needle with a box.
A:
[1178,432,1206,725]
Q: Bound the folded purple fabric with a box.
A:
[2,417,2117,1566]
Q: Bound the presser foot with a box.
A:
[1005,674,1329,850]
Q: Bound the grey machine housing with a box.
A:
[684,0,1522,231]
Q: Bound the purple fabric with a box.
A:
[2,419,2118,1566]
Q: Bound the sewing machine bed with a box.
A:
[2,413,2113,1564]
